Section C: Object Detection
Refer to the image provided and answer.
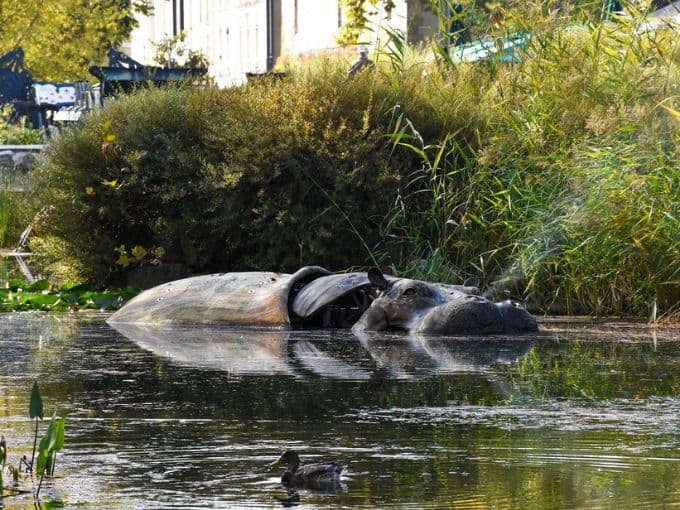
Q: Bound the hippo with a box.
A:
[107,265,538,335]
[352,268,538,335]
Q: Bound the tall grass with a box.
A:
[372,1,680,319]
[0,185,12,247]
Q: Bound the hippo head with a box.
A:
[496,299,539,333]
[352,269,538,335]
[352,268,447,332]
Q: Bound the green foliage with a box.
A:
[2,384,65,502]
[36,414,64,477]
[115,244,165,268]
[152,31,210,69]
[29,66,441,284]
[378,2,680,319]
[0,106,43,144]
[0,279,139,311]
[0,436,5,485]
[0,0,152,80]
[0,188,14,248]
[0,125,43,145]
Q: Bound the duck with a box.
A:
[270,450,344,486]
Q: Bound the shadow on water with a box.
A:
[0,314,678,508]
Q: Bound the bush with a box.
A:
[29,64,445,284]
[0,106,43,144]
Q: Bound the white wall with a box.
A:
[127,0,268,87]
[125,0,436,87]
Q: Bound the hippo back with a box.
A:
[107,266,330,326]
[415,296,538,335]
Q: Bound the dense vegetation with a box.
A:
[27,5,680,320]
[28,69,430,285]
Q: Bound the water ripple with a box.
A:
[353,397,680,436]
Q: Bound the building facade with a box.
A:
[124,0,438,87]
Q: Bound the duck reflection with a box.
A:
[110,323,535,380]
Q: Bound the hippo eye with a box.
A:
[403,288,416,296]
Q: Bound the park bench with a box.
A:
[32,81,96,129]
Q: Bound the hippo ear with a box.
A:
[367,267,389,290]
[464,276,480,288]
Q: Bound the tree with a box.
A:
[152,31,210,69]
[0,0,152,81]
[337,0,397,44]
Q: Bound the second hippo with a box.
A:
[351,268,538,335]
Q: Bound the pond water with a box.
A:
[0,314,678,508]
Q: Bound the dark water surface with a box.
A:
[0,314,678,508]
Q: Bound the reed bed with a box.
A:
[365,3,680,319]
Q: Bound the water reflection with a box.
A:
[109,323,536,380]
[0,315,678,508]
[111,323,295,375]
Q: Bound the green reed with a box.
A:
[375,1,680,319]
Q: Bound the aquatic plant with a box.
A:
[1,383,65,502]
[0,279,139,312]
[29,381,44,472]
[35,414,65,497]
[0,435,4,487]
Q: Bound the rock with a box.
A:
[12,151,40,172]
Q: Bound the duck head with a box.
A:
[271,450,301,473]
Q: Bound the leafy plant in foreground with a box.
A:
[0,434,5,489]
[35,414,65,497]
[1,383,64,502]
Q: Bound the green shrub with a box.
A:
[29,65,445,284]
[0,106,43,144]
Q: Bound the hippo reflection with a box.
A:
[109,325,535,380]
[108,266,538,335]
